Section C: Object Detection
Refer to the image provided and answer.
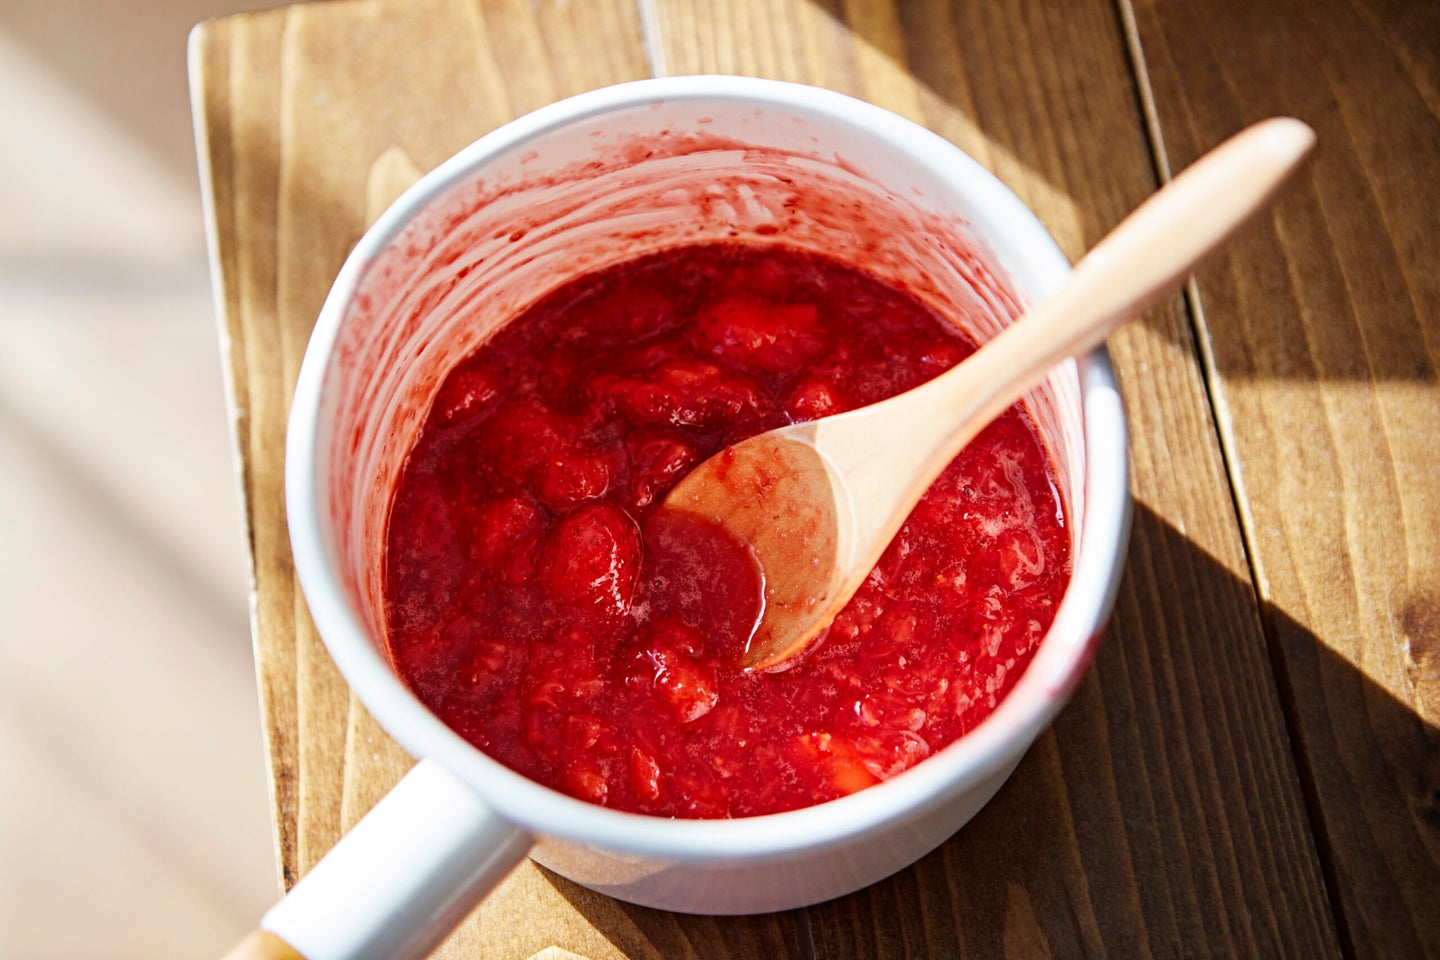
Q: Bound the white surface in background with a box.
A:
[0,7,277,957]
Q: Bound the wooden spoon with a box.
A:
[662,117,1316,672]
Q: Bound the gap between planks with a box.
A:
[1110,0,1354,955]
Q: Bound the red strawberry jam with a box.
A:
[384,243,1070,817]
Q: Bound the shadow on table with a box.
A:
[542,501,1439,958]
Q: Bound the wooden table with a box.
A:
[190,1,1439,956]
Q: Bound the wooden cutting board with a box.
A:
[191,0,1440,955]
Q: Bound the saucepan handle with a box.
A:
[221,759,532,960]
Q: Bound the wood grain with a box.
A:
[185,0,1406,954]
[652,0,1339,954]
[1123,0,1440,955]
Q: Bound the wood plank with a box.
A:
[1123,0,1440,955]
[193,0,812,955]
[650,0,1341,954]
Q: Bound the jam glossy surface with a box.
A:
[384,243,1070,817]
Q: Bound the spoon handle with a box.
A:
[933,117,1314,447]
[815,117,1315,558]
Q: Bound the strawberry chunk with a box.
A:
[526,660,606,709]
[537,504,641,619]
[853,730,932,781]
[457,494,543,584]
[478,402,574,486]
[674,773,728,819]
[591,347,763,429]
[626,435,697,508]
[693,296,823,373]
[630,624,720,723]
[560,762,610,805]
[430,363,503,426]
[783,376,847,421]
[537,447,612,510]
[791,731,881,795]
[577,278,678,340]
[629,747,662,803]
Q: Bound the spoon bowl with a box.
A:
[664,117,1316,671]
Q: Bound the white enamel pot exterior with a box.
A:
[280,76,1130,960]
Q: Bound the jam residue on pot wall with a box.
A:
[322,126,1077,647]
